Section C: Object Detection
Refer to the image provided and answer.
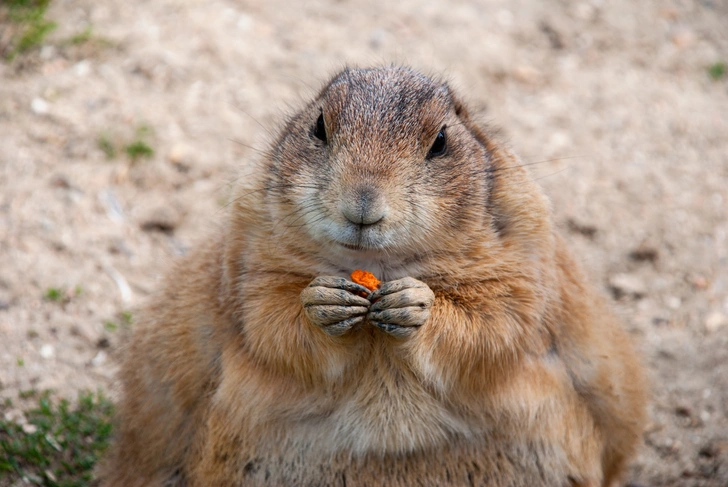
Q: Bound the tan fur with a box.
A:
[99,66,646,487]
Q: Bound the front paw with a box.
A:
[368,277,435,338]
[300,277,372,336]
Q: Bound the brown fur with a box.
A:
[99,66,646,487]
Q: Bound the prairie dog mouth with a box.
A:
[335,239,389,253]
[338,242,367,251]
[329,224,390,252]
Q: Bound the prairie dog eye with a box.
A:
[427,126,447,159]
[313,112,327,143]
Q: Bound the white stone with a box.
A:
[609,273,647,298]
[237,13,254,32]
[706,311,726,332]
[40,45,55,60]
[40,344,55,359]
[73,60,91,77]
[91,351,108,367]
[31,98,50,115]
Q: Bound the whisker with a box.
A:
[228,138,274,159]
[230,104,276,139]
[533,167,570,181]
[221,182,323,212]
[273,203,324,235]
[485,156,583,175]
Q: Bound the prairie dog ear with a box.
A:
[449,87,553,251]
[449,88,494,152]
[450,90,471,120]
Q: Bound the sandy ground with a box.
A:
[1,0,727,484]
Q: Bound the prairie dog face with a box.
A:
[266,67,492,274]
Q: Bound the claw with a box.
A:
[323,316,365,336]
[301,276,374,336]
[371,321,417,338]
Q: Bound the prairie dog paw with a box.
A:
[301,276,371,336]
[368,277,434,338]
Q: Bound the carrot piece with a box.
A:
[351,269,381,292]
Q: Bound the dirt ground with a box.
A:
[1,0,727,484]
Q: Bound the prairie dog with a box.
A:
[100,66,647,487]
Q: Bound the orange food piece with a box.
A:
[351,269,381,291]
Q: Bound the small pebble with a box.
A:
[675,405,692,417]
[629,244,659,263]
[237,13,254,32]
[700,439,728,458]
[31,98,50,115]
[168,143,193,167]
[140,206,181,234]
[652,316,670,327]
[73,60,91,77]
[513,65,542,84]
[91,351,108,367]
[671,29,695,49]
[706,311,726,332]
[691,275,709,290]
[667,296,681,310]
[40,45,56,60]
[40,344,55,359]
[567,218,598,239]
[609,273,646,299]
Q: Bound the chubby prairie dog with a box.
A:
[100,66,646,487]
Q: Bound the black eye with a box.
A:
[313,113,327,143]
[427,126,447,158]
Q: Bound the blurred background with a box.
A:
[0,0,727,484]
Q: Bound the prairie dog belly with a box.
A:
[302,370,474,455]
[219,422,572,487]
[207,353,586,487]
[224,343,477,457]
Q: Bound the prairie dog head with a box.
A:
[258,66,548,277]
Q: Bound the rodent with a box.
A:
[99,66,647,487]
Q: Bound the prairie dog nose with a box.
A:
[340,185,388,225]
